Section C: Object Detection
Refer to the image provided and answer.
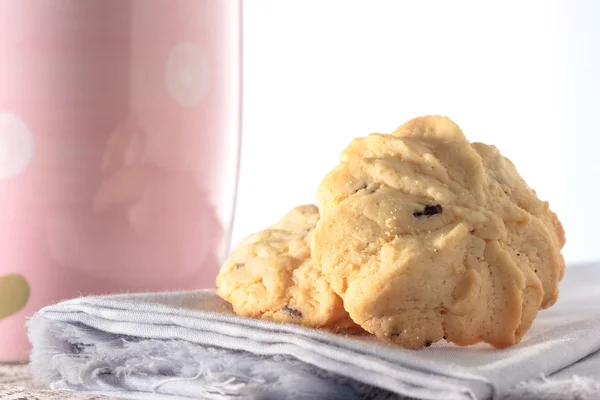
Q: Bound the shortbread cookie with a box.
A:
[312,116,565,348]
[217,205,360,332]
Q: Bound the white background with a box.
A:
[232,0,600,264]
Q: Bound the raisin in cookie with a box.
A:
[312,115,565,349]
[217,204,360,332]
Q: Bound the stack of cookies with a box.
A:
[217,116,566,349]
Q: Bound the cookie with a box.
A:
[216,205,360,332]
[312,115,565,348]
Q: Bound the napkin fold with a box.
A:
[28,264,600,400]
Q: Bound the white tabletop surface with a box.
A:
[0,364,123,400]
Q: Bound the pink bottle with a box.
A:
[0,0,241,362]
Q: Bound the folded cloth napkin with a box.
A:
[28,263,600,400]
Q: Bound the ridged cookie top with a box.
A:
[312,115,565,348]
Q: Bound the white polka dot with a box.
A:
[0,112,34,180]
[165,42,210,107]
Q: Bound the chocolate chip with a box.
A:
[282,306,303,318]
[425,340,433,347]
[443,336,447,340]
[235,263,244,270]
[534,269,538,273]
[413,204,443,218]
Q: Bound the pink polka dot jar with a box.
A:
[0,0,241,362]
